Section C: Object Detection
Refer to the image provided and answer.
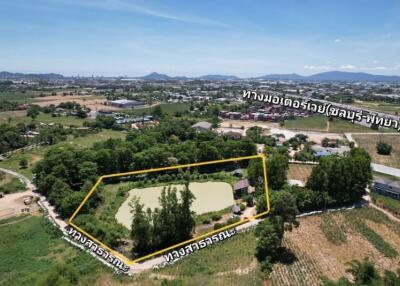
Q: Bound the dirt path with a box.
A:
[370,202,400,223]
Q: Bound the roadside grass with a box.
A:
[343,209,398,258]
[353,134,400,168]
[371,193,400,218]
[158,229,258,276]
[319,214,347,245]
[0,216,107,286]
[122,103,190,116]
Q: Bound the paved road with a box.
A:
[371,163,400,177]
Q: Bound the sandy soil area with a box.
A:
[115,181,235,229]
[220,119,344,144]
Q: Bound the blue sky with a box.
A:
[0,0,399,76]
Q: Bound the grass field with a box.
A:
[0,216,106,286]
[0,90,42,101]
[287,164,315,183]
[284,116,327,131]
[0,111,90,126]
[353,134,400,168]
[352,100,400,115]
[0,129,126,179]
[284,115,377,133]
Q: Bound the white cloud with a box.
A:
[304,65,333,70]
[334,38,342,43]
[340,64,356,70]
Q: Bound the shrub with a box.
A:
[376,141,392,155]
[211,214,222,221]
[202,219,211,225]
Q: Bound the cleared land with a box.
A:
[287,164,314,183]
[353,134,400,168]
[32,94,120,111]
[115,181,235,229]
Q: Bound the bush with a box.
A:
[211,214,222,221]
[202,219,211,225]
[376,141,392,155]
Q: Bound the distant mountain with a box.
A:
[256,73,305,80]
[307,71,400,82]
[140,72,173,81]
[0,71,64,80]
[2,70,400,82]
[198,74,239,81]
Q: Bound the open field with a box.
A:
[0,110,90,126]
[116,181,235,229]
[285,115,388,133]
[122,102,191,116]
[353,134,400,168]
[287,164,315,183]
[0,91,43,101]
[352,100,400,115]
[0,129,126,179]
[31,94,120,111]
[284,116,327,132]
[0,216,107,286]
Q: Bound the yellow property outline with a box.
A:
[68,154,270,265]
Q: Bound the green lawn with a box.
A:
[0,216,106,286]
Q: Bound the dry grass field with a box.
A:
[32,94,120,111]
[288,164,315,184]
[353,134,400,168]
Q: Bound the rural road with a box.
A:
[0,167,36,190]
[371,163,400,177]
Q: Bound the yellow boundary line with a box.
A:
[68,154,270,265]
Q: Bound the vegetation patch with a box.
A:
[344,210,398,258]
[319,214,347,245]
